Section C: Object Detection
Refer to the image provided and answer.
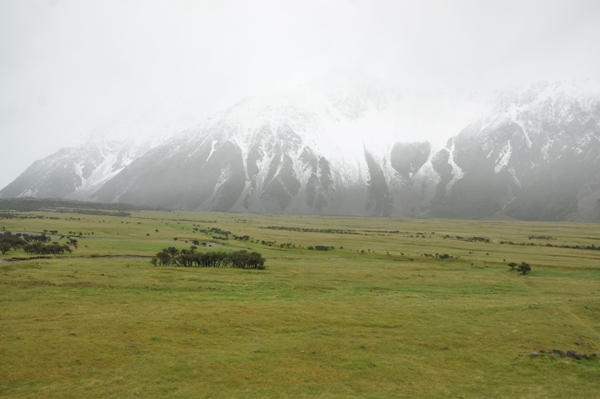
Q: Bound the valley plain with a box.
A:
[1,208,599,398]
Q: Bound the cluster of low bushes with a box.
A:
[23,242,73,255]
[0,232,27,254]
[508,261,531,275]
[502,240,600,252]
[151,246,265,269]
[0,213,49,220]
[192,226,232,239]
[307,245,334,251]
[0,231,77,255]
[445,235,490,243]
[528,235,556,240]
[261,226,359,235]
[421,252,455,259]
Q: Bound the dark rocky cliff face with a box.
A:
[390,142,430,179]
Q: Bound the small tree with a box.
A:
[0,242,11,255]
[165,247,179,257]
[508,262,517,270]
[517,262,531,275]
[156,251,172,266]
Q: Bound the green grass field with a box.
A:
[1,210,599,398]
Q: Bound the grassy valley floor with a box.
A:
[1,210,599,398]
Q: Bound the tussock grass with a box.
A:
[1,211,599,398]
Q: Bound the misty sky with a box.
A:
[1,0,600,189]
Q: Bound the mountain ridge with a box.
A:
[3,73,600,221]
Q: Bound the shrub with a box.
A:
[314,245,332,251]
[0,232,25,250]
[23,242,72,255]
[517,262,531,275]
[155,251,172,266]
[0,242,11,254]
[152,246,265,270]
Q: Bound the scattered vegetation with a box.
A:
[448,235,491,243]
[529,235,556,240]
[501,240,600,251]
[261,225,360,234]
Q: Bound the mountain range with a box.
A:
[3,71,600,222]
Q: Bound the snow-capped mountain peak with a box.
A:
[4,74,600,221]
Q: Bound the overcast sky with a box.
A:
[1,0,600,189]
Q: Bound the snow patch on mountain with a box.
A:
[445,139,464,194]
[494,141,512,173]
[507,106,532,148]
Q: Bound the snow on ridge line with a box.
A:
[445,139,464,194]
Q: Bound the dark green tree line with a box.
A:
[151,246,265,269]
[0,231,77,255]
